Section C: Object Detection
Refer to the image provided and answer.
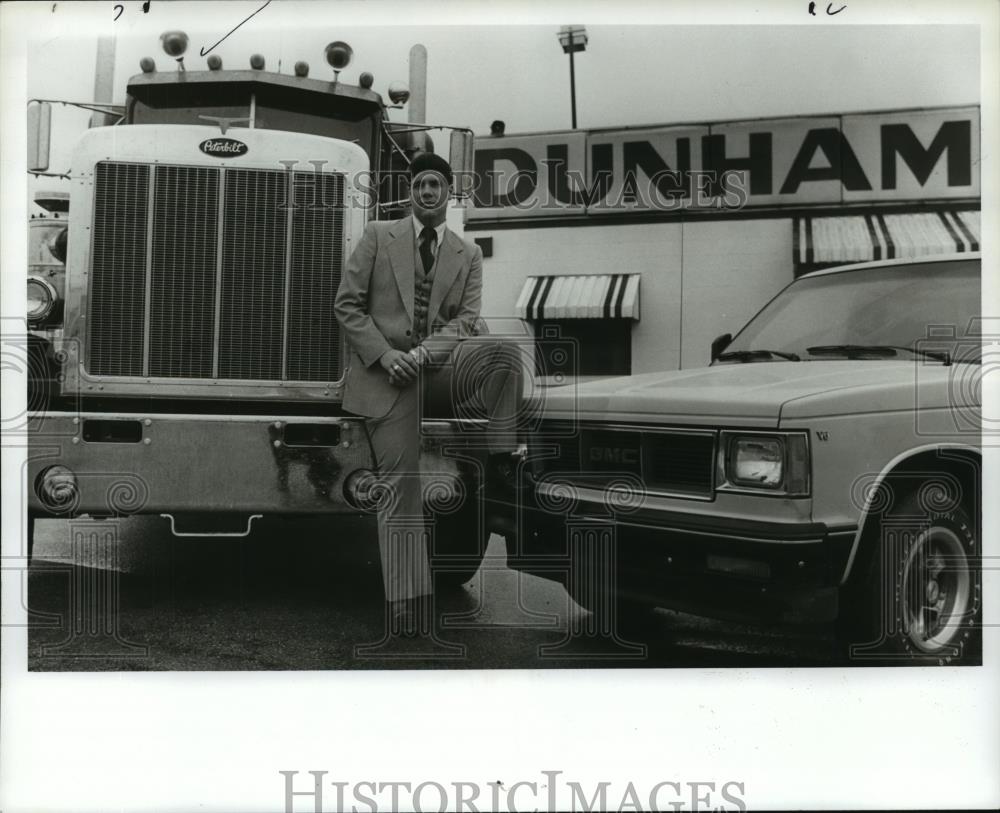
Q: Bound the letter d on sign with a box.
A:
[473,147,538,207]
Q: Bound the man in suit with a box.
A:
[335,152,520,637]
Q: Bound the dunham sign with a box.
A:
[470,106,979,219]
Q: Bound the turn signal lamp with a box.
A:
[36,465,79,513]
[343,469,379,511]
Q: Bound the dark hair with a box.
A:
[409,152,453,185]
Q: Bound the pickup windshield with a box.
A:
[720,259,981,364]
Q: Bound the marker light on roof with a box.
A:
[160,31,189,58]
[324,41,353,71]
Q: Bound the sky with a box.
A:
[17,2,981,199]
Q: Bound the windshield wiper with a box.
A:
[716,349,801,362]
[806,345,951,365]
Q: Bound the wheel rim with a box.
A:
[901,526,971,654]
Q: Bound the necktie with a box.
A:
[419,226,436,275]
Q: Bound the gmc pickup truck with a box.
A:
[510,254,982,664]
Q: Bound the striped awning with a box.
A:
[796,210,980,265]
[516,274,640,320]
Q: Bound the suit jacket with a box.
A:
[334,217,483,419]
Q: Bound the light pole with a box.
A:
[557,25,588,129]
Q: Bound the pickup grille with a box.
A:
[534,423,716,498]
[87,161,345,382]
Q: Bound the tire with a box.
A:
[28,514,35,563]
[568,580,662,642]
[612,597,662,642]
[837,482,981,665]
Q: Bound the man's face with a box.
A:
[410,169,450,225]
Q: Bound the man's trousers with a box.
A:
[365,338,524,602]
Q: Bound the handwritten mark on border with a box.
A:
[200,0,272,57]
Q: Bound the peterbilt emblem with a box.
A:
[199,138,248,157]
[589,447,639,465]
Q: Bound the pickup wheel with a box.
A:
[837,483,980,665]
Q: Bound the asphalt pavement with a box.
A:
[26,516,839,670]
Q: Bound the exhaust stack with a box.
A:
[408,44,427,125]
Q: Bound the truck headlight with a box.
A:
[719,432,810,495]
[27,276,57,323]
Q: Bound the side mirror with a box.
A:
[27,101,52,172]
[449,129,475,199]
[710,332,732,362]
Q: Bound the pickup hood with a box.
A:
[535,361,953,426]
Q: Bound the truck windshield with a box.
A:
[128,81,377,157]
[721,260,981,363]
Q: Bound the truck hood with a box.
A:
[535,361,951,426]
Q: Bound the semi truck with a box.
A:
[24,32,521,587]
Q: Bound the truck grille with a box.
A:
[533,423,716,498]
[87,161,345,382]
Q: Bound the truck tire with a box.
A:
[426,482,487,591]
[837,482,981,665]
[611,597,662,642]
[568,582,662,642]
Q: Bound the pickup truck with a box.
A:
[509,254,982,664]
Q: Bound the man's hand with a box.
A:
[380,349,420,387]
[410,344,431,367]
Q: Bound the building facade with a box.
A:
[467,105,981,376]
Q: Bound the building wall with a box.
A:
[679,218,792,368]
[474,217,792,375]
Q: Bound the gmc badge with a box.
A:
[199,138,248,157]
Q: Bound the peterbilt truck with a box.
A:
[25,33,518,586]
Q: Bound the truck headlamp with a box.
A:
[27,276,56,323]
[720,432,810,495]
